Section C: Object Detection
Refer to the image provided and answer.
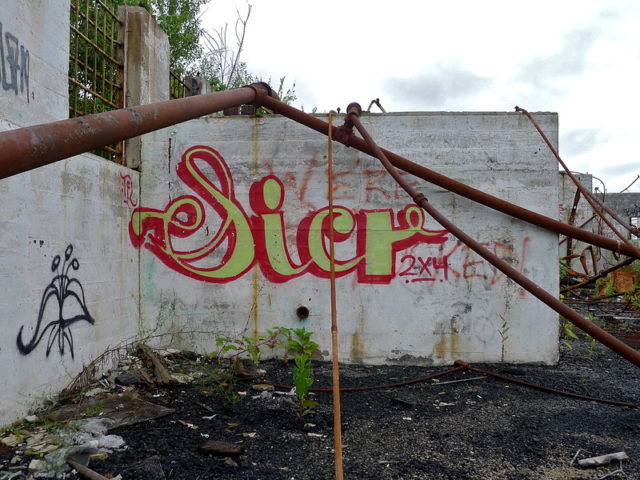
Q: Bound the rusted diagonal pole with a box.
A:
[0,83,275,179]
[517,106,640,259]
[344,102,640,368]
[257,95,638,259]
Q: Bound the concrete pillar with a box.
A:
[121,6,170,169]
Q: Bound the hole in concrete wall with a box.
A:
[296,306,310,321]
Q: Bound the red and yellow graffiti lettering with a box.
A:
[129,145,451,284]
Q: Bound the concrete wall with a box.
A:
[600,193,640,226]
[133,112,560,366]
[0,0,140,426]
[0,0,69,129]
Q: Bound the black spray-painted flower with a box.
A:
[17,244,95,358]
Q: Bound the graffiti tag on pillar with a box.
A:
[129,146,450,284]
[0,21,30,102]
[120,173,138,206]
[17,245,95,359]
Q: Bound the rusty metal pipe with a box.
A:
[265,365,466,393]
[257,95,638,259]
[560,256,636,294]
[517,106,640,259]
[346,104,640,368]
[0,83,273,179]
[454,361,636,408]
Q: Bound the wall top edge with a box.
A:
[214,111,559,118]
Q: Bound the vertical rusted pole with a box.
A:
[327,113,345,480]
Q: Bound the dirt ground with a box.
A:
[2,336,640,479]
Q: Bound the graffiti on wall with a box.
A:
[129,146,451,284]
[120,173,138,206]
[129,146,530,287]
[17,245,94,358]
[0,21,29,102]
[623,204,640,217]
[399,237,530,291]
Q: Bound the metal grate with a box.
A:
[170,70,192,100]
[69,0,124,163]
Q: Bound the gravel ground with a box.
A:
[78,339,640,480]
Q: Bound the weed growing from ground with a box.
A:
[213,327,286,366]
[283,328,319,420]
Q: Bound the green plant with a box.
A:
[214,382,243,406]
[83,399,105,417]
[284,327,319,358]
[584,314,598,359]
[284,327,319,420]
[561,316,578,349]
[212,327,285,366]
[594,276,615,296]
[561,314,598,359]
[291,354,317,419]
[3,424,25,443]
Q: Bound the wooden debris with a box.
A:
[139,369,155,387]
[68,459,111,480]
[199,440,245,456]
[252,384,275,392]
[577,451,628,468]
[136,344,175,385]
[234,358,258,379]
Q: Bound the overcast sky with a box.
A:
[201,0,640,193]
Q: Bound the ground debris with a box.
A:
[127,455,166,480]
[571,449,629,468]
[198,440,244,456]
[136,344,175,385]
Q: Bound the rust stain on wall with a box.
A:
[350,309,366,363]
[435,333,460,360]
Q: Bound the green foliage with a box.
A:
[285,327,319,358]
[291,354,317,419]
[211,326,319,419]
[284,327,319,420]
[561,314,598,359]
[212,327,286,366]
[623,290,640,312]
[83,399,105,417]
[255,77,298,115]
[123,0,209,74]
[594,276,615,296]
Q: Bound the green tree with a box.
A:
[122,0,209,74]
